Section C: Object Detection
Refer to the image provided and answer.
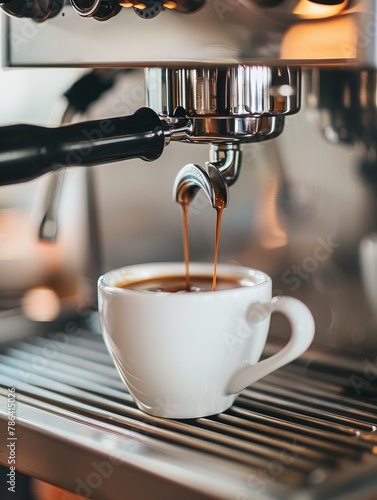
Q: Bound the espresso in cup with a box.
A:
[116,274,253,293]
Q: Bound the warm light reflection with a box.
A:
[119,1,147,7]
[257,173,287,250]
[0,208,66,295]
[281,16,357,60]
[21,287,61,322]
[33,479,87,500]
[293,0,348,19]
[0,209,32,260]
[163,1,177,9]
[119,0,176,8]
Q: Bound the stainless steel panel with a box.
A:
[3,0,377,68]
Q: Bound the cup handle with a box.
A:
[226,296,315,395]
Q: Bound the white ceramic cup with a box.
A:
[98,262,315,419]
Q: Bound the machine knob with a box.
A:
[125,0,205,19]
[70,0,122,20]
[133,0,163,19]
[0,0,63,22]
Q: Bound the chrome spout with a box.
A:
[173,163,229,210]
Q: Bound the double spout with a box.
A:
[172,143,242,210]
[173,163,229,210]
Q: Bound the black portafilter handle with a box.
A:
[0,107,168,186]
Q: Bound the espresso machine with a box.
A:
[1,1,377,499]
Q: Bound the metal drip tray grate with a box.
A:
[1,325,377,499]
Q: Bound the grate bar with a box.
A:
[227,407,374,452]
[237,397,361,436]
[242,389,376,432]
[11,340,118,376]
[215,413,373,456]
[254,380,377,423]
[281,364,377,398]
[26,336,115,365]
[0,352,130,400]
[263,372,377,413]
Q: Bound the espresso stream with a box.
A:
[180,190,226,292]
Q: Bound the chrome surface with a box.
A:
[147,66,296,143]
[146,67,301,118]
[70,0,122,21]
[306,67,377,187]
[164,116,194,144]
[173,163,229,208]
[0,324,377,499]
[307,69,377,149]
[165,114,285,143]
[209,143,242,187]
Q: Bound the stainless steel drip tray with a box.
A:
[0,323,377,500]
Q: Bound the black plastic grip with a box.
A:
[0,107,165,185]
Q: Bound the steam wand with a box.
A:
[0,107,192,186]
[38,105,75,242]
[38,69,127,242]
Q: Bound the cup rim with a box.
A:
[98,262,271,297]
